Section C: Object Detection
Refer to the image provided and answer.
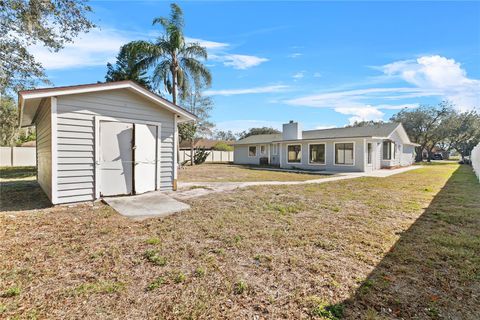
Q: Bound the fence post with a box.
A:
[472,143,480,182]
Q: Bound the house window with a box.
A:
[309,144,325,164]
[335,143,354,165]
[367,143,372,164]
[287,144,302,163]
[260,145,266,155]
[248,146,257,157]
[383,141,395,160]
[272,143,278,155]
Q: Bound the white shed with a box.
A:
[18,81,196,205]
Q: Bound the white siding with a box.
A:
[270,143,280,165]
[279,139,366,172]
[381,130,414,168]
[55,89,175,204]
[400,145,415,166]
[235,139,367,172]
[35,99,52,200]
[234,144,269,165]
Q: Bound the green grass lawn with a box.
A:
[0,166,36,181]
[0,163,478,319]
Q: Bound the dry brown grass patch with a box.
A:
[0,163,478,319]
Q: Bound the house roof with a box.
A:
[301,122,400,140]
[18,80,197,127]
[234,123,419,145]
[233,133,283,145]
[179,138,234,149]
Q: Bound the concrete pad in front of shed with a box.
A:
[103,191,190,220]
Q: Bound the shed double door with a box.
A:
[99,121,158,197]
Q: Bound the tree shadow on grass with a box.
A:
[0,166,36,179]
[343,165,480,319]
[0,180,51,212]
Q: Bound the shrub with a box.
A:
[213,142,233,151]
[194,148,210,165]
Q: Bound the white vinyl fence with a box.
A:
[179,150,233,163]
[472,143,480,181]
[0,147,36,167]
[1,147,233,167]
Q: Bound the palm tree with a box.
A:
[105,43,152,89]
[128,3,211,104]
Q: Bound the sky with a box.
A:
[32,1,480,133]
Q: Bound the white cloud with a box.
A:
[313,72,322,78]
[215,120,283,134]
[285,87,422,124]
[30,29,130,69]
[187,37,268,70]
[205,85,288,96]
[218,54,269,70]
[185,37,229,50]
[334,106,385,124]
[292,71,305,80]
[288,53,303,58]
[380,55,480,110]
[285,55,480,123]
[376,103,419,110]
[285,87,423,109]
[31,28,268,71]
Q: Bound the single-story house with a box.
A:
[18,80,196,205]
[179,138,234,150]
[233,121,419,172]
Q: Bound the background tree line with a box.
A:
[350,102,480,162]
[1,2,214,166]
[1,0,95,146]
[1,1,478,165]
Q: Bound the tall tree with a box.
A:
[0,97,19,146]
[390,102,453,162]
[178,83,214,165]
[214,130,237,141]
[127,3,211,104]
[105,43,152,89]
[346,120,385,128]
[446,111,480,161]
[1,0,95,94]
[238,127,281,140]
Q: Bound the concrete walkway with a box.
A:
[103,191,190,220]
[172,166,420,200]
